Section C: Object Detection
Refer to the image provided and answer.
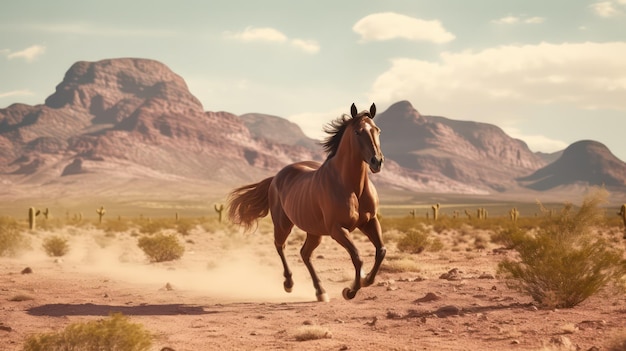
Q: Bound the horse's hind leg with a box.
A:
[274,224,294,293]
[301,233,328,302]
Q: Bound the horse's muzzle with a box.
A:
[369,156,384,173]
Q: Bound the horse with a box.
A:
[227,103,386,302]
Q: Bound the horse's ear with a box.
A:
[351,103,358,118]
[370,103,377,118]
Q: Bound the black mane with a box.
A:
[321,112,370,159]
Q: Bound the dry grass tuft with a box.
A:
[294,325,332,341]
[42,235,69,257]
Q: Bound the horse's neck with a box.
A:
[326,137,368,195]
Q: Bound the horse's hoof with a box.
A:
[316,292,329,302]
[361,274,374,287]
[342,287,357,300]
[284,282,293,293]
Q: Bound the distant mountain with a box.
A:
[0,58,322,201]
[240,113,318,149]
[1,58,624,207]
[518,140,626,191]
[375,101,546,192]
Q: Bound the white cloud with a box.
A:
[290,39,320,54]
[224,26,287,43]
[0,89,34,98]
[353,12,455,44]
[6,45,45,62]
[224,27,319,54]
[590,1,623,17]
[503,127,569,153]
[368,42,626,113]
[492,15,545,24]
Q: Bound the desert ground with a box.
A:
[2,211,626,351]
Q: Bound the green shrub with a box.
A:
[0,217,27,256]
[23,313,152,351]
[42,236,69,257]
[138,233,184,262]
[397,227,443,253]
[498,188,626,308]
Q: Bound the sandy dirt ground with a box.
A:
[1,222,626,351]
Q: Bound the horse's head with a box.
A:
[350,103,384,173]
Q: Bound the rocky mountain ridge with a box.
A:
[1,58,624,206]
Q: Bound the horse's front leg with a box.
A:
[359,217,386,287]
[330,226,363,300]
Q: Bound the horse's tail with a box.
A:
[227,177,273,231]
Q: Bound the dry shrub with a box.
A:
[498,188,626,308]
[383,254,421,273]
[137,233,184,262]
[294,325,332,341]
[0,217,28,256]
[103,219,132,234]
[176,217,197,236]
[42,236,69,257]
[23,313,152,351]
[397,227,443,254]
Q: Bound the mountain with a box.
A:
[1,58,624,210]
[518,140,626,191]
[375,101,547,193]
[0,58,322,203]
[240,113,318,149]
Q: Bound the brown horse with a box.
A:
[227,103,385,302]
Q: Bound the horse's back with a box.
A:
[273,161,321,189]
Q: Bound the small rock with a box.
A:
[316,255,324,259]
[164,283,174,291]
[435,305,461,318]
[550,335,573,349]
[511,340,520,345]
[303,320,313,325]
[439,268,462,281]
[386,285,398,291]
[365,316,378,326]
[0,324,12,332]
[414,292,441,303]
[21,267,32,274]
[103,293,109,298]
[54,258,63,264]
[339,345,349,351]
[386,310,403,319]
[478,273,495,279]
[160,348,175,351]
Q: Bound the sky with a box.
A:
[1,0,626,161]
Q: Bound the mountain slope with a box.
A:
[518,140,626,191]
[375,101,546,192]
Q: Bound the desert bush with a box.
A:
[23,313,152,351]
[498,188,626,308]
[137,233,184,262]
[396,227,443,253]
[42,236,69,257]
[294,325,332,341]
[103,219,132,234]
[136,218,176,235]
[176,217,197,236]
[0,217,28,256]
[382,254,421,273]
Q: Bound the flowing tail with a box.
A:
[227,177,273,231]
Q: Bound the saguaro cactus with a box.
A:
[618,204,626,238]
[431,203,440,221]
[96,206,106,224]
[510,207,520,222]
[214,203,224,223]
[409,209,416,219]
[42,208,50,220]
[28,207,40,230]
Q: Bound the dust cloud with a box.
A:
[22,228,316,303]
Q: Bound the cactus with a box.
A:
[431,203,440,221]
[510,207,520,222]
[214,203,224,223]
[96,206,106,224]
[464,209,472,219]
[618,204,626,238]
[42,208,50,220]
[28,207,40,230]
[175,212,179,222]
[409,209,416,219]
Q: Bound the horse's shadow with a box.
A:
[27,303,215,317]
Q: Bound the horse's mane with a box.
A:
[321,112,370,159]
